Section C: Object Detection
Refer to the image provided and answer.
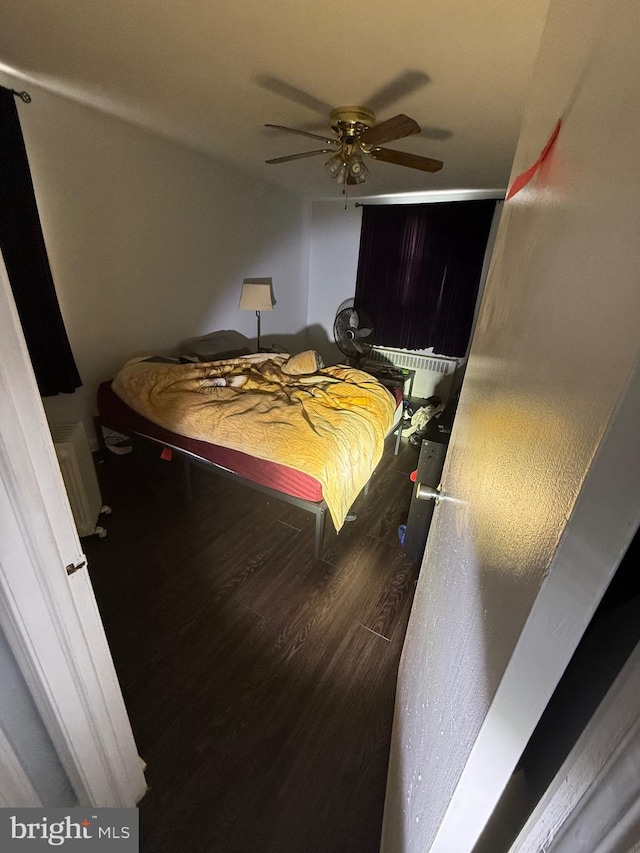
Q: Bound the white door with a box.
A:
[381,0,640,850]
[0,251,146,807]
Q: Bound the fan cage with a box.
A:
[333,307,375,361]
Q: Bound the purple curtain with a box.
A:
[0,85,81,396]
[355,200,496,356]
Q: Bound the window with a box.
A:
[354,200,496,357]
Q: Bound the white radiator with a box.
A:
[365,347,459,401]
[51,422,108,538]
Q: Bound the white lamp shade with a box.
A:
[239,280,274,311]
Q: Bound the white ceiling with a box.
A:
[0,0,550,200]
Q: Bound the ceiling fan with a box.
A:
[265,105,444,187]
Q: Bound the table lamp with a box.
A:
[238,278,273,350]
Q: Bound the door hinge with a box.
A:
[66,559,87,576]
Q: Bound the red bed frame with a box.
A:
[95,381,402,558]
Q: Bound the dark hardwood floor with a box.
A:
[84,434,421,853]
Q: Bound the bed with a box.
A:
[95,346,403,558]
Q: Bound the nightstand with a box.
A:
[359,365,416,455]
[361,364,415,398]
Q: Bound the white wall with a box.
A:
[307,200,363,365]
[381,0,640,850]
[0,71,310,437]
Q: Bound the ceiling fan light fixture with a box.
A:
[325,152,346,179]
[347,153,368,184]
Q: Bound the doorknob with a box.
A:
[415,483,441,503]
[415,483,458,505]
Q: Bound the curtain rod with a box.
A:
[352,189,505,207]
[12,89,31,103]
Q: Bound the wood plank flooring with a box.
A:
[84,434,421,853]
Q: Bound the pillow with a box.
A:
[182,329,252,361]
[281,350,324,376]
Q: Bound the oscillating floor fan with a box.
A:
[333,301,375,366]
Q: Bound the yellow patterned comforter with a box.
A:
[111,351,395,529]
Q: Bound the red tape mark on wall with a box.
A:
[506,119,562,201]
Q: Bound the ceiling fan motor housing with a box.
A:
[329,106,375,126]
[330,106,375,142]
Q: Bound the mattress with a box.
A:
[97,380,325,501]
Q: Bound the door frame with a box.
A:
[0,251,146,806]
[0,726,42,807]
[510,638,640,852]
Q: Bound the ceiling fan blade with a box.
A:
[266,149,335,164]
[369,147,444,173]
[254,75,333,116]
[421,126,454,141]
[366,71,431,113]
[359,114,421,147]
[265,124,339,146]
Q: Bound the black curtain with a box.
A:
[354,200,496,356]
[0,85,81,396]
